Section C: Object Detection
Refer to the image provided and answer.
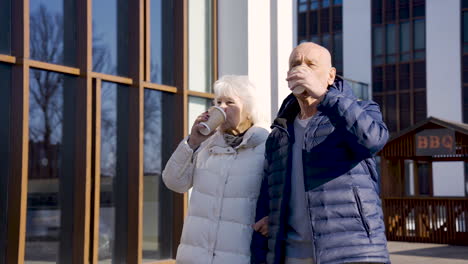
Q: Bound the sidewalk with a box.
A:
[388,241,468,264]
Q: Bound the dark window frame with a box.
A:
[297,0,343,75]
[372,0,427,134]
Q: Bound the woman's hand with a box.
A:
[187,111,215,150]
[252,216,268,237]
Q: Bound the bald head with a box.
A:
[287,42,336,91]
[289,42,332,70]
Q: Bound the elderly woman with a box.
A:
[162,75,269,264]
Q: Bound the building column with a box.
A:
[218,0,294,123]
[426,1,464,197]
[342,0,372,92]
[426,0,462,121]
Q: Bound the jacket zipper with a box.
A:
[352,186,372,240]
[210,150,238,263]
[305,194,318,264]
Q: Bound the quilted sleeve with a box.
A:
[318,88,389,159]
[162,137,197,193]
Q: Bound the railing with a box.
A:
[341,77,370,101]
[383,197,468,245]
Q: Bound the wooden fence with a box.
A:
[383,197,468,245]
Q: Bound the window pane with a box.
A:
[311,0,319,10]
[322,0,330,8]
[333,33,343,74]
[0,0,11,54]
[386,24,396,55]
[400,22,410,53]
[399,63,410,91]
[333,0,342,5]
[93,0,129,76]
[413,61,426,89]
[299,3,308,12]
[310,35,320,45]
[332,6,342,31]
[298,12,307,37]
[385,65,396,92]
[0,64,12,264]
[464,0,468,9]
[414,90,426,123]
[99,82,130,263]
[322,34,331,52]
[385,0,396,22]
[386,95,397,132]
[399,93,411,130]
[414,19,425,51]
[151,0,175,85]
[417,162,430,195]
[413,0,425,17]
[399,0,409,19]
[188,96,212,134]
[26,69,67,263]
[143,89,173,261]
[30,0,76,66]
[372,0,382,24]
[404,160,415,196]
[309,11,318,35]
[372,66,383,93]
[373,26,384,56]
[189,0,213,93]
[320,8,329,33]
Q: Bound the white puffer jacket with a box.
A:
[162,126,269,264]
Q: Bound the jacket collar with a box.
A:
[208,125,269,150]
[272,76,351,129]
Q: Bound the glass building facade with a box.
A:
[0,0,216,263]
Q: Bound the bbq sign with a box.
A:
[415,129,455,156]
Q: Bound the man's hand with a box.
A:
[286,65,328,99]
[252,216,269,237]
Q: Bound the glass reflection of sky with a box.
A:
[30,0,65,65]
[93,0,118,75]
[143,89,162,174]
[151,0,163,84]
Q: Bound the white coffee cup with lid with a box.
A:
[199,106,226,136]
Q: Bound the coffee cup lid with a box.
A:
[211,106,226,120]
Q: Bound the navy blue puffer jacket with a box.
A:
[251,77,391,264]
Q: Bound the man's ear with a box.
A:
[327,67,337,85]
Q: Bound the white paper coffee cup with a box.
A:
[288,65,307,94]
[199,106,226,136]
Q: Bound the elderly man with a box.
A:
[251,42,391,264]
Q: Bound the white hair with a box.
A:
[213,75,266,126]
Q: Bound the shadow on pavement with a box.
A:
[392,245,468,260]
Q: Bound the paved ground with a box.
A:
[389,241,468,264]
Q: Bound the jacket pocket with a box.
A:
[352,186,371,239]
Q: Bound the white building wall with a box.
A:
[426,0,462,121]
[218,0,294,124]
[433,162,465,197]
[343,0,372,94]
[270,0,294,119]
[426,1,464,197]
